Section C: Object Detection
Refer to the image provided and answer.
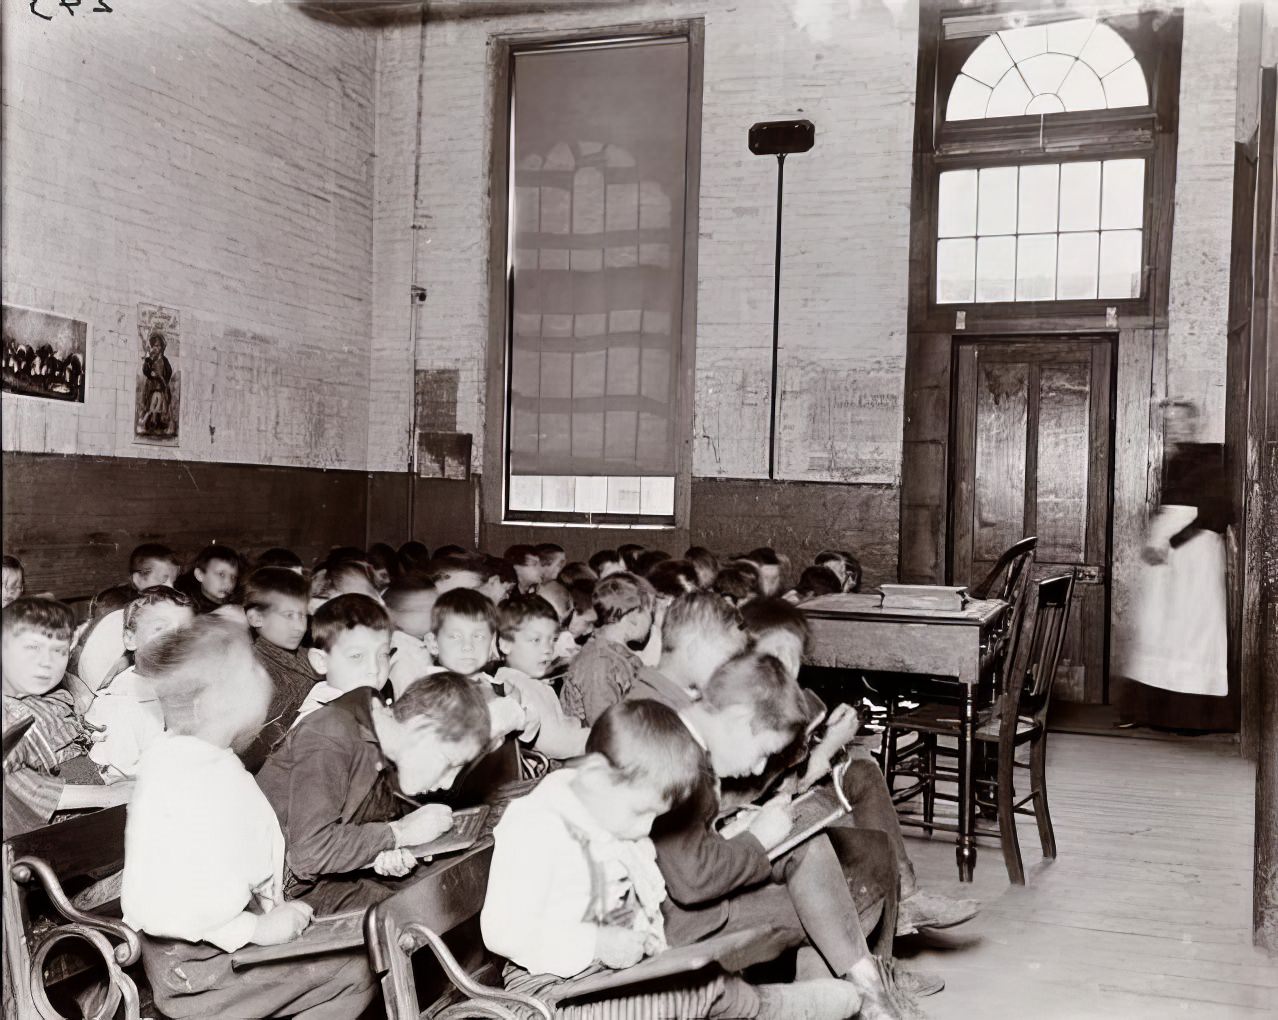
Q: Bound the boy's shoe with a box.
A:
[888,964,945,997]
[845,957,926,1020]
[877,958,931,1020]
[896,888,980,935]
[757,979,862,1020]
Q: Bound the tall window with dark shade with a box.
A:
[503,36,691,524]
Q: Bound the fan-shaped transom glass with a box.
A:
[947,18,1149,121]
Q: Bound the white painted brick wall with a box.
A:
[3,0,377,469]
[370,0,919,485]
[1169,1,1240,442]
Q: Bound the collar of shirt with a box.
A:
[676,710,709,752]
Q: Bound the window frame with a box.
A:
[909,5,1182,333]
[484,20,704,530]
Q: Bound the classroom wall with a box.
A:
[2,1,377,471]
[368,0,918,576]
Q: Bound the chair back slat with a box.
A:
[970,536,1037,602]
[1003,574,1076,728]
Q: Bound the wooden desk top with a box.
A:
[801,593,1007,627]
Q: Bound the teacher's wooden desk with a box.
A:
[801,594,1008,882]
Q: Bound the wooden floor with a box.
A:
[892,733,1277,1018]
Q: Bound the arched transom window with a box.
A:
[947,18,1149,121]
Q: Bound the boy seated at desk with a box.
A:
[4,597,134,835]
[559,572,656,727]
[482,698,862,1020]
[255,670,491,914]
[121,615,377,1020]
[738,598,980,942]
[291,593,393,724]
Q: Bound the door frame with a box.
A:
[945,333,1119,703]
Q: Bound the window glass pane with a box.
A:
[999,24,1047,64]
[1057,232,1099,298]
[640,476,675,516]
[1016,233,1057,300]
[508,38,688,512]
[1047,19,1095,57]
[1078,23,1134,78]
[946,75,991,121]
[1098,229,1143,298]
[1101,159,1145,229]
[575,476,608,513]
[1026,94,1065,116]
[937,238,975,303]
[1102,59,1149,109]
[977,166,1018,235]
[987,70,1033,118]
[962,35,1014,87]
[1056,61,1106,111]
[1059,162,1101,231]
[976,235,1016,301]
[1019,52,1074,96]
[606,476,642,514]
[1018,164,1059,233]
[938,170,978,237]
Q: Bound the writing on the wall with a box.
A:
[29,0,112,21]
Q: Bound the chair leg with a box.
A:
[1030,733,1056,860]
[880,701,897,796]
[921,736,935,836]
[996,745,1025,885]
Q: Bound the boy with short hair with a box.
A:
[653,653,915,1020]
[257,547,305,574]
[493,595,588,759]
[2,555,24,609]
[739,599,979,943]
[534,542,567,582]
[430,556,485,595]
[588,548,623,579]
[86,587,196,781]
[559,572,656,726]
[814,550,862,593]
[256,672,491,913]
[713,564,759,607]
[94,544,183,612]
[3,597,131,835]
[293,593,393,725]
[241,566,317,773]
[477,555,516,606]
[502,545,542,594]
[741,548,786,597]
[425,588,527,745]
[617,543,645,573]
[384,574,438,698]
[628,591,747,711]
[178,544,241,614]
[483,698,860,1020]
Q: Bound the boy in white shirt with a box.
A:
[483,698,860,1020]
[493,595,588,760]
[87,587,195,781]
[122,615,376,1019]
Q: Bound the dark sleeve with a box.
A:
[273,731,396,882]
[1164,444,1232,539]
[652,773,772,906]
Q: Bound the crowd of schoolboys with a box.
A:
[1,540,978,1020]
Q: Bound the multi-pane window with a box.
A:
[501,37,693,523]
[936,159,1145,303]
[946,19,1148,120]
[930,13,1162,310]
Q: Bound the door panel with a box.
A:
[951,338,1113,704]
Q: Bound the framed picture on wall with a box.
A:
[1,304,88,403]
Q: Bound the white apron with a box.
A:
[1125,506,1228,697]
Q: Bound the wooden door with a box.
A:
[950,338,1113,704]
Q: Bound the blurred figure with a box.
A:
[1118,400,1234,732]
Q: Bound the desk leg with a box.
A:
[956,686,977,883]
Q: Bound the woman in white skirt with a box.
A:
[1119,401,1236,732]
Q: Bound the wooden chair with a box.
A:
[969,536,1038,601]
[884,573,1076,884]
[2,806,144,1020]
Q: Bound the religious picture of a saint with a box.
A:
[135,303,181,444]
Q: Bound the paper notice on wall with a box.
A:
[135,303,181,445]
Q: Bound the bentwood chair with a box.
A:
[884,573,1076,883]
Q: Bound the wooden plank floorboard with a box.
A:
[893,733,1277,1018]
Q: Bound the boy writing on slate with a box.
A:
[256,671,490,913]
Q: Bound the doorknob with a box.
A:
[1075,565,1105,585]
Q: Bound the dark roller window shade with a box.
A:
[507,38,689,492]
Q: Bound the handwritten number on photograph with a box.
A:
[28,0,113,17]
[59,0,80,14]
[93,0,112,10]
[29,1,52,20]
